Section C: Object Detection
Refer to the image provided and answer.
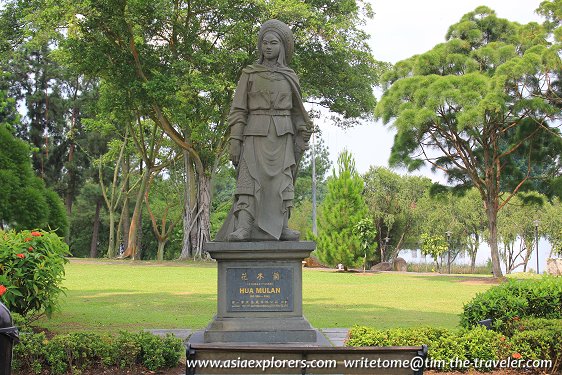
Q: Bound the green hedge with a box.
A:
[460,276,562,331]
[346,326,510,371]
[12,330,183,374]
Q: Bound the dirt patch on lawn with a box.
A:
[456,277,503,285]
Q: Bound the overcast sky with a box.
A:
[321,0,544,181]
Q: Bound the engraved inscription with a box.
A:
[227,267,293,312]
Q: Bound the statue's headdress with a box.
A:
[258,19,294,65]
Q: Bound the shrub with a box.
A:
[507,318,562,372]
[12,330,183,374]
[136,331,184,370]
[460,326,509,366]
[460,276,562,331]
[0,229,70,318]
[347,326,508,371]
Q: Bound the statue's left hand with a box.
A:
[300,127,312,143]
[229,139,242,166]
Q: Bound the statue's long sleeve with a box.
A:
[228,73,250,141]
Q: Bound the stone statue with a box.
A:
[217,20,313,242]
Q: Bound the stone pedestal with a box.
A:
[200,241,326,345]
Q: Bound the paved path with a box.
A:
[148,328,350,347]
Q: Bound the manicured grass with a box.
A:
[37,259,496,333]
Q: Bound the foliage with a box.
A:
[315,151,369,268]
[507,318,562,371]
[0,5,96,219]
[12,330,182,374]
[288,198,315,240]
[414,188,487,272]
[68,182,108,257]
[0,98,69,236]
[347,325,509,371]
[362,167,431,260]
[541,198,562,257]
[460,277,562,331]
[497,192,546,273]
[353,217,377,266]
[294,134,332,205]
[419,233,449,270]
[375,5,562,277]
[210,165,236,239]
[0,229,70,318]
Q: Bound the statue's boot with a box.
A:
[227,210,253,242]
[280,212,300,241]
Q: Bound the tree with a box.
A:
[0,88,68,235]
[0,2,97,216]
[363,167,431,261]
[419,233,449,272]
[69,182,108,257]
[315,150,369,269]
[416,191,465,271]
[456,188,487,272]
[497,192,546,273]
[145,171,184,261]
[353,217,377,270]
[375,6,562,277]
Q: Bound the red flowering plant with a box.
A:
[0,229,70,319]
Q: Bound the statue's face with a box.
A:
[261,32,281,61]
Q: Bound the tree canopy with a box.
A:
[315,150,370,269]
[375,5,562,277]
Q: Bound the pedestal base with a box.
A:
[204,316,317,343]
[202,241,318,344]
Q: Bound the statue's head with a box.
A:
[258,19,294,66]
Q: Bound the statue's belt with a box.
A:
[250,109,291,116]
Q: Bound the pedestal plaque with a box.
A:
[200,241,325,345]
[226,267,293,312]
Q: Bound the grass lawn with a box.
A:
[37,259,497,333]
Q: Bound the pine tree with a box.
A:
[315,151,368,269]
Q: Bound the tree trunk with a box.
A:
[136,204,143,260]
[157,239,167,261]
[194,173,212,258]
[107,209,117,258]
[469,233,479,274]
[90,198,102,258]
[486,196,503,277]
[180,150,197,259]
[65,104,78,216]
[522,238,533,272]
[122,168,151,259]
[122,155,130,249]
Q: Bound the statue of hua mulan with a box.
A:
[216,19,313,242]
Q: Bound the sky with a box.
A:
[321,0,544,181]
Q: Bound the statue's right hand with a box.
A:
[229,139,242,166]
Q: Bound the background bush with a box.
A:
[12,330,183,374]
[0,229,70,318]
[460,277,562,331]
